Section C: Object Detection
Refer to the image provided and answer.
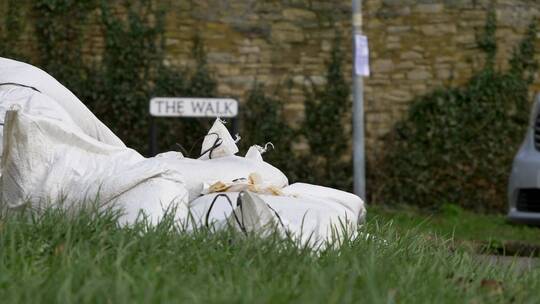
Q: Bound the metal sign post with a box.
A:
[148,97,239,156]
[352,0,367,200]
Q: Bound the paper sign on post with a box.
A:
[355,34,370,76]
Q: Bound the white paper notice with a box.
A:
[355,34,370,76]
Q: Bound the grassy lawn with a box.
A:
[0,206,539,303]
[370,204,540,247]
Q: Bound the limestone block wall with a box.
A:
[158,0,354,130]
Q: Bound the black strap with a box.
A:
[266,203,287,231]
[237,193,245,232]
[204,191,288,236]
[205,193,247,235]
[0,82,41,93]
[232,177,247,182]
[199,132,223,159]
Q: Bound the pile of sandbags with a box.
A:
[169,119,366,245]
[0,57,366,246]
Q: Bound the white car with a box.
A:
[508,94,540,224]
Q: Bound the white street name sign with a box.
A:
[150,97,238,118]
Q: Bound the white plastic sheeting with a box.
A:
[0,57,125,147]
[1,108,189,225]
[0,86,82,156]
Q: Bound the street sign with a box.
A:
[150,97,238,118]
[148,97,240,157]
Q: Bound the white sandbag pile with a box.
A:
[0,57,366,246]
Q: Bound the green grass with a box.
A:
[0,206,539,303]
[370,204,540,246]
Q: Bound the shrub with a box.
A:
[240,83,299,179]
[0,0,25,59]
[301,33,353,191]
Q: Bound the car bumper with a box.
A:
[507,208,540,225]
[507,147,540,224]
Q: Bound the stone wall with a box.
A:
[364,0,540,154]
[2,0,540,159]
[158,0,354,131]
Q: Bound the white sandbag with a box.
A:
[202,172,284,196]
[245,145,264,162]
[0,57,125,147]
[113,176,189,225]
[188,191,357,246]
[283,183,366,224]
[245,143,274,162]
[155,151,184,160]
[160,155,288,201]
[0,86,83,156]
[187,192,285,232]
[1,108,188,225]
[225,191,288,236]
[199,118,238,159]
